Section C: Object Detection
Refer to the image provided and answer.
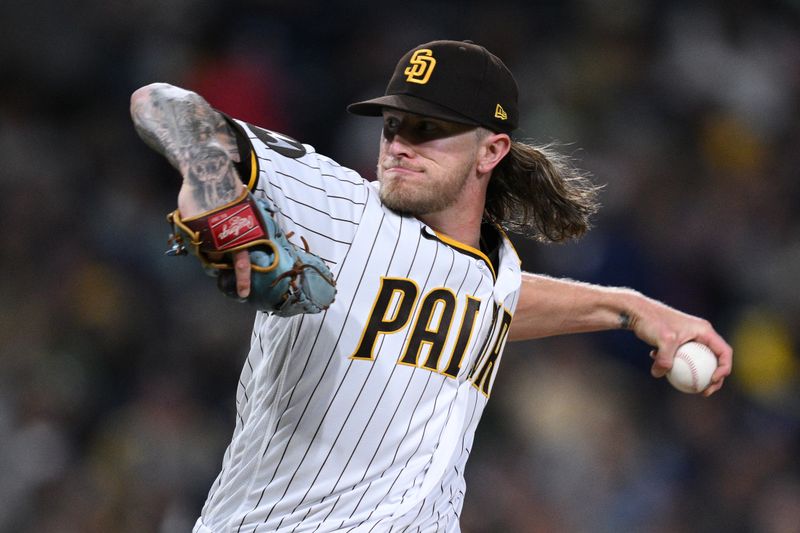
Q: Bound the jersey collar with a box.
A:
[420,226,497,280]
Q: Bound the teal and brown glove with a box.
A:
[166,191,336,316]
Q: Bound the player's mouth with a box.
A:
[381,164,424,177]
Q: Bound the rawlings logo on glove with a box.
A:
[166,191,336,316]
[211,206,263,248]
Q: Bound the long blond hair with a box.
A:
[486,139,601,242]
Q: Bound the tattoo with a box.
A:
[130,83,241,211]
[619,312,634,330]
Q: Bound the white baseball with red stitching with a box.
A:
[667,342,718,393]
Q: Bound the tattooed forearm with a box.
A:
[130,83,242,212]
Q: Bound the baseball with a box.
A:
[667,341,718,393]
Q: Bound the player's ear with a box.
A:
[476,131,511,175]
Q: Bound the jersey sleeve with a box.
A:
[223,115,371,271]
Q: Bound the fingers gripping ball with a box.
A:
[166,191,336,316]
[667,342,718,394]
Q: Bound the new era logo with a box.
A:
[494,104,508,121]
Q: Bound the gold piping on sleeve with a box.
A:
[246,149,258,191]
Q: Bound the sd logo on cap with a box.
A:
[404,49,437,85]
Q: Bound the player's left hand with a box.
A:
[232,250,252,298]
[628,296,733,397]
[168,191,336,315]
[209,250,252,298]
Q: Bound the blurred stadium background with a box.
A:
[1,0,799,531]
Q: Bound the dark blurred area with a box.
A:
[1,0,798,531]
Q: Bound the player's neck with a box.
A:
[418,202,484,250]
[418,173,488,249]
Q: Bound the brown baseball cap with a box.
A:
[347,40,519,133]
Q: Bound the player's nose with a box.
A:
[383,129,416,158]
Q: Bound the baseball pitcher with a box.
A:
[131,40,732,532]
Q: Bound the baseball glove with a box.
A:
[165,190,336,316]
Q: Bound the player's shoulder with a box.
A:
[224,116,370,195]
[235,119,310,161]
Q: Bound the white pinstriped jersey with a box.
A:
[194,119,522,533]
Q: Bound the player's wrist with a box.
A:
[595,286,643,331]
[177,181,246,218]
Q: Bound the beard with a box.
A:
[376,157,474,216]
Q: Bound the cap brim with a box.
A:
[347,94,479,127]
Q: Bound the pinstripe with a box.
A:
[368,282,489,532]
[414,277,490,528]
[364,248,461,529]
[283,219,413,532]
[238,213,391,530]
[312,234,428,531]
[255,183,354,246]
[260,170,365,221]
[401,270,479,530]
[341,245,444,531]
[327,194,366,205]
[253,149,366,188]
[205,320,266,508]
[304,245,426,533]
[322,227,428,528]
[233,314,331,532]
[264,216,404,530]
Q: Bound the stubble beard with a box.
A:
[376,158,473,216]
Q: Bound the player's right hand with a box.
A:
[631,298,733,397]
